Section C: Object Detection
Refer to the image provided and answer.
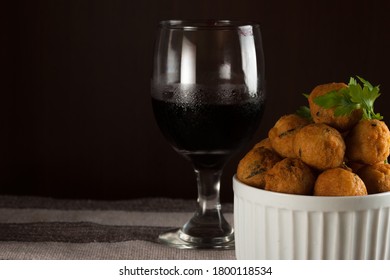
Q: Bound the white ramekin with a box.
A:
[233,176,390,260]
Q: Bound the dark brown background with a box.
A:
[1,0,389,202]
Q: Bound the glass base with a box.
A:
[158,228,235,250]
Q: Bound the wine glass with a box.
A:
[151,20,266,249]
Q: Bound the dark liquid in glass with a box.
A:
[152,97,264,168]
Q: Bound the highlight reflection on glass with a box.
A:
[180,37,196,84]
[151,20,266,249]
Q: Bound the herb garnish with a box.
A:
[313,76,383,120]
[296,105,312,120]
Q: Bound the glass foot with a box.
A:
[158,228,235,250]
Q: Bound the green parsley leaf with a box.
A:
[357,76,374,90]
[333,102,360,117]
[296,106,312,120]
[314,90,343,109]
[313,76,383,120]
[348,77,357,86]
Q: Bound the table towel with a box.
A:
[0,196,235,260]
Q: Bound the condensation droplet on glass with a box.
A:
[163,91,174,99]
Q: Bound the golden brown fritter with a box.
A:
[268,114,310,158]
[358,163,390,194]
[293,123,346,170]
[237,147,282,189]
[265,158,315,195]
[314,168,367,196]
[346,119,390,165]
[253,138,273,150]
[308,82,363,131]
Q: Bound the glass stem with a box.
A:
[180,166,233,242]
[195,167,222,214]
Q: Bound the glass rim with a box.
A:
[158,20,259,30]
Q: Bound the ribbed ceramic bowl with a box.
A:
[233,176,390,260]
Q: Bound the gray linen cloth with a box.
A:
[0,196,235,260]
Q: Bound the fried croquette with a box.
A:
[293,123,345,170]
[237,147,282,189]
[358,163,390,194]
[346,119,390,165]
[308,82,363,131]
[265,158,315,195]
[268,114,310,158]
[314,168,367,196]
[253,138,273,150]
